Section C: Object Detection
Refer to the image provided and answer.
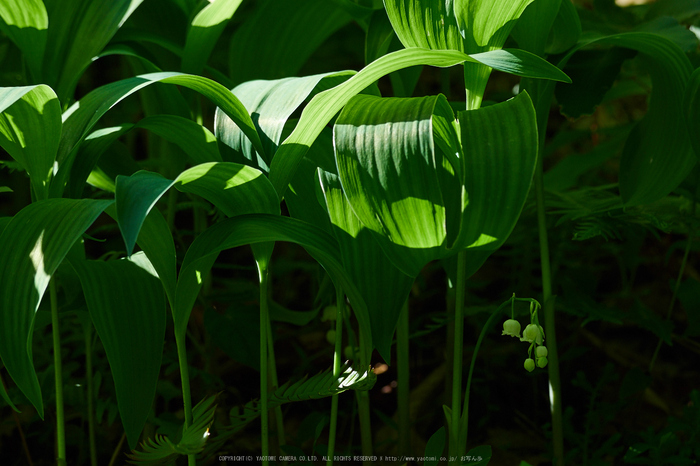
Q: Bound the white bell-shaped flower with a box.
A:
[502,319,521,338]
[521,324,545,345]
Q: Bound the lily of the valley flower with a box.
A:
[524,358,535,372]
[502,319,521,338]
[521,324,545,345]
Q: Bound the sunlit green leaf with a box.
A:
[453,0,535,52]
[0,198,113,417]
[383,0,464,51]
[0,85,61,200]
[0,0,48,81]
[269,46,569,197]
[69,252,166,450]
[55,72,263,197]
[182,0,242,74]
[319,170,414,361]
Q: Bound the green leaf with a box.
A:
[333,91,537,278]
[43,0,145,103]
[69,252,166,450]
[0,198,113,417]
[319,170,414,361]
[55,72,263,197]
[269,46,569,198]
[383,0,464,51]
[424,427,446,466]
[228,0,352,84]
[215,71,355,172]
[173,214,373,363]
[549,30,695,206]
[116,162,279,256]
[453,0,535,53]
[464,445,492,465]
[127,394,217,464]
[181,0,242,74]
[0,0,48,80]
[0,85,61,200]
[511,0,561,57]
[685,67,700,161]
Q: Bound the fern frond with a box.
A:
[126,395,217,465]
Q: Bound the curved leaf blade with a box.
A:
[0,0,48,80]
[383,0,464,51]
[182,0,242,74]
[69,252,166,450]
[685,67,700,160]
[0,85,61,200]
[453,0,535,52]
[0,198,113,416]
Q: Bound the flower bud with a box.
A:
[326,329,336,345]
[537,357,548,368]
[536,346,548,358]
[321,305,337,322]
[521,324,545,345]
[344,345,358,360]
[524,358,535,372]
[502,319,521,338]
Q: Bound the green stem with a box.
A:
[448,251,467,464]
[85,325,98,466]
[50,279,66,466]
[174,330,194,466]
[397,300,410,457]
[258,262,270,466]
[327,286,345,466]
[524,76,565,466]
[266,317,285,451]
[356,390,373,465]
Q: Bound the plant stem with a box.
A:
[266,317,285,451]
[108,433,126,466]
[449,250,467,464]
[258,262,270,466]
[523,77,565,466]
[175,330,195,466]
[85,324,98,466]
[327,286,345,466]
[397,299,410,457]
[50,279,67,466]
[356,390,373,465]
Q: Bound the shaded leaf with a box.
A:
[182,0,242,74]
[685,67,700,161]
[0,0,48,80]
[69,252,166,450]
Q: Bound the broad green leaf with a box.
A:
[134,208,177,306]
[215,71,355,172]
[68,116,221,198]
[453,0,535,53]
[511,0,561,57]
[0,85,61,200]
[228,0,352,84]
[424,427,446,466]
[127,394,216,464]
[383,0,464,51]
[454,92,538,278]
[334,91,537,278]
[319,170,414,361]
[685,67,700,160]
[69,252,165,450]
[0,0,48,80]
[54,72,262,197]
[269,47,569,197]
[645,0,700,23]
[116,162,279,256]
[42,0,145,103]
[544,0,581,55]
[173,214,373,364]
[205,305,260,370]
[181,0,242,74]
[0,198,113,417]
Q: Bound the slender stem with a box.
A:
[107,433,126,466]
[266,317,285,450]
[85,325,98,466]
[174,330,195,466]
[356,390,373,465]
[327,286,345,466]
[258,263,270,466]
[397,300,410,457]
[50,279,67,466]
[449,251,467,464]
